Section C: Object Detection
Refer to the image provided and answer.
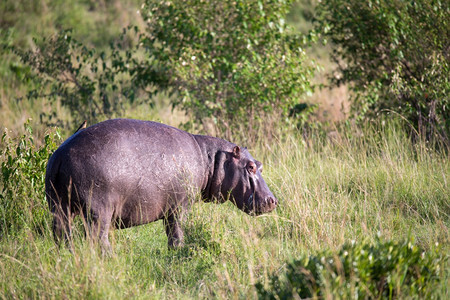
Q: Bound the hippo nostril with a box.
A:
[265,197,277,206]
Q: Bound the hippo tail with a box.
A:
[45,151,62,212]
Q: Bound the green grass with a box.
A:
[0,121,448,298]
[1,2,447,297]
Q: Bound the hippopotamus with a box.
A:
[45,119,277,249]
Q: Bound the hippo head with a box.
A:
[209,146,278,215]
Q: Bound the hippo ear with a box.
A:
[209,151,228,203]
[255,160,262,172]
[232,146,240,159]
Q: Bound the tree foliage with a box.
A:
[14,1,314,140]
[315,0,450,142]
[138,0,314,139]
[14,29,152,127]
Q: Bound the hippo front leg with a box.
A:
[164,212,184,248]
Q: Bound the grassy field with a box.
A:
[1,1,448,298]
[1,120,448,298]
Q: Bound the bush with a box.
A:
[0,121,61,237]
[14,29,150,128]
[15,1,315,141]
[315,0,450,143]
[256,238,447,299]
[136,0,315,140]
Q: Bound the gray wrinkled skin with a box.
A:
[45,119,277,249]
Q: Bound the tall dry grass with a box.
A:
[0,120,448,298]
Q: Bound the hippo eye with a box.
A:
[247,162,257,174]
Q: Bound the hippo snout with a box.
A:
[265,196,278,208]
[263,196,278,212]
[247,194,278,215]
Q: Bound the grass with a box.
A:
[0,120,448,298]
[1,1,447,297]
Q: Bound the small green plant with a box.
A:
[0,121,61,237]
[256,238,447,299]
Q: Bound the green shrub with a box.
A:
[315,0,450,142]
[14,1,316,140]
[1,1,145,131]
[0,121,61,237]
[256,238,447,299]
[13,29,150,128]
[136,0,316,140]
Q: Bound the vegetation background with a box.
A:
[0,0,448,298]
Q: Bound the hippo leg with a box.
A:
[88,208,113,253]
[52,208,72,244]
[164,212,184,248]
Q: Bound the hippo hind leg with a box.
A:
[89,213,113,253]
[52,208,73,245]
[164,212,185,248]
[86,200,114,254]
[51,199,81,247]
